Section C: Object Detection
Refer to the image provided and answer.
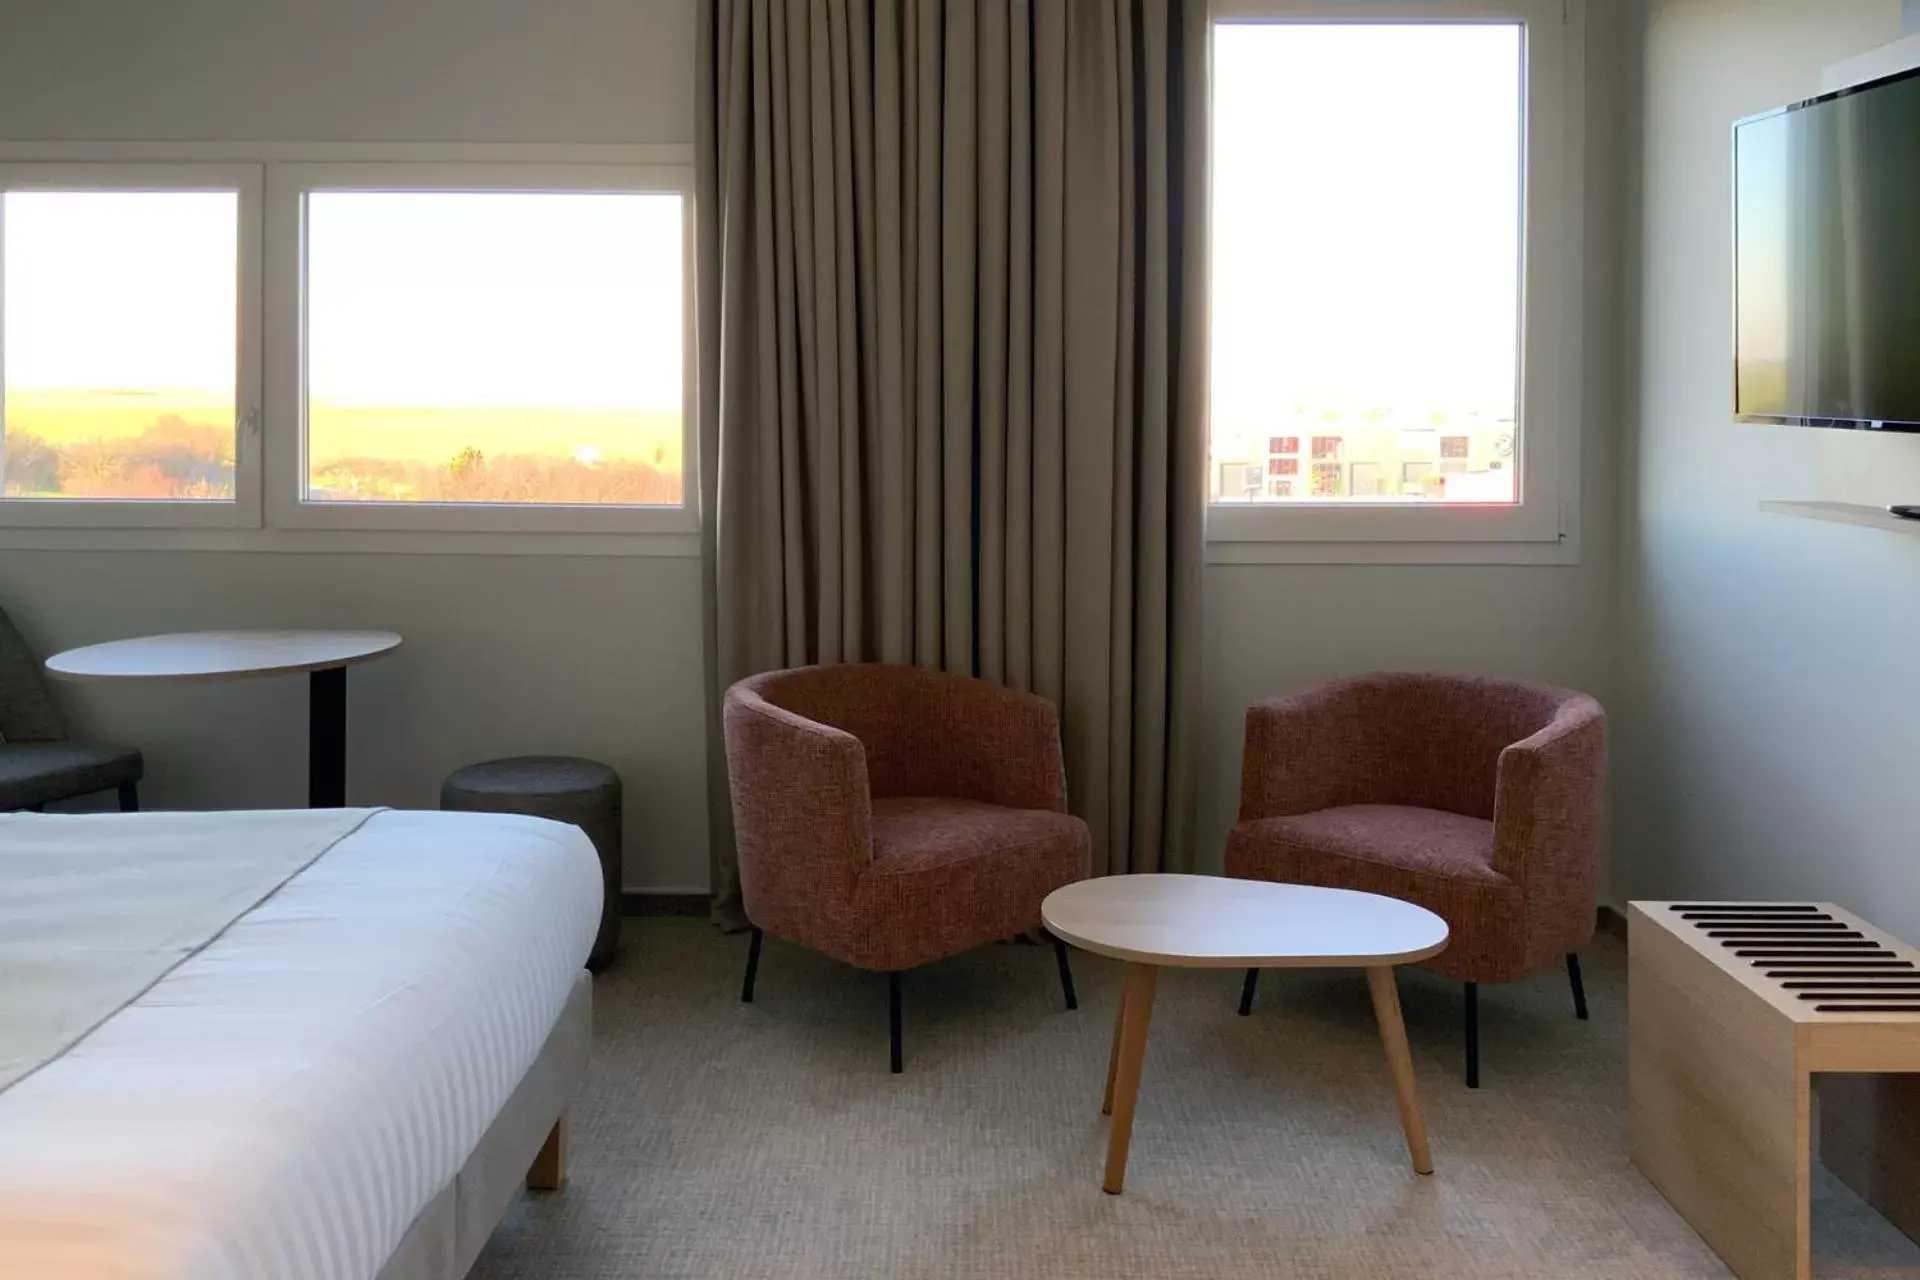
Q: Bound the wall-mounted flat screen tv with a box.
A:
[1735,66,1920,430]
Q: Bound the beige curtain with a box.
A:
[696,0,1208,927]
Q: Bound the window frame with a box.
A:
[0,162,264,529]
[265,161,697,536]
[1204,0,1583,562]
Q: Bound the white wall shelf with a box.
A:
[1760,501,1920,536]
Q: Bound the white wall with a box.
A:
[1619,0,1920,939]
[0,0,694,144]
[0,0,1626,895]
[0,552,714,889]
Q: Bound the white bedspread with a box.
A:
[0,809,601,1280]
[0,808,378,1093]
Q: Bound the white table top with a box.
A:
[45,629,402,684]
[1042,874,1450,969]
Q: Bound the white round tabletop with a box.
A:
[45,629,402,684]
[1042,874,1449,969]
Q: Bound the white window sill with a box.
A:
[1204,497,1580,565]
[0,526,701,558]
[1205,537,1578,566]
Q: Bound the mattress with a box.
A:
[0,808,601,1280]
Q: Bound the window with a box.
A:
[1207,0,1579,554]
[272,165,692,534]
[0,156,695,544]
[0,165,261,528]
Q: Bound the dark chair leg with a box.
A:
[117,783,139,813]
[740,928,763,1003]
[888,971,904,1074]
[1053,938,1078,1010]
[1567,953,1589,1021]
[1464,981,1481,1089]
[1238,967,1260,1017]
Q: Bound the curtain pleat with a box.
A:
[699,0,1206,923]
[1002,0,1034,695]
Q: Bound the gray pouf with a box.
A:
[441,756,622,969]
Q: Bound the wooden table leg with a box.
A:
[1103,962,1160,1194]
[1366,966,1433,1175]
[1103,974,1131,1116]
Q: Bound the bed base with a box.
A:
[376,969,591,1280]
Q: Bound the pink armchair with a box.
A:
[722,664,1092,1072]
[1226,672,1605,1088]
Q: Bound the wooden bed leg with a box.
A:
[527,1111,568,1192]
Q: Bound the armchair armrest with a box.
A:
[1492,696,1606,947]
[722,690,873,941]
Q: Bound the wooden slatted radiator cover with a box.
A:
[1630,901,1920,1280]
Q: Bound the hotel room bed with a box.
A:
[0,807,601,1280]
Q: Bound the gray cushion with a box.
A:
[0,740,143,811]
[441,756,619,812]
[0,605,65,744]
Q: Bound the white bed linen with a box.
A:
[0,809,600,1280]
[0,808,379,1093]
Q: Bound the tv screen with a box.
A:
[1735,67,1920,430]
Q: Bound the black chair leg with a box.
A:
[1238,967,1260,1016]
[117,783,139,813]
[740,928,763,1003]
[1464,981,1481,1089]
[1053,938,1078,1010]
[888,971,903,1074]
[1567,953,1589,1020]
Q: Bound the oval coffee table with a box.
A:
[1042,873,1450,1194]
[45,630,401,809]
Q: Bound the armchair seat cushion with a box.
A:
[0,741,143,811]
[850,797,1091,971]
[1243,805,1506,886]
[1227,804,1529,983]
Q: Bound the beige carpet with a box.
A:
[471,921,1920,1279]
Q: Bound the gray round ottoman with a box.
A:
[441,756,621,969]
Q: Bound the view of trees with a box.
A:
[309,444,679,505]
[2,401,684,506]
[2,415,234,500]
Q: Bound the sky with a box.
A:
[3,190,237,399]
[2,188,684,414]
[1210,22,1524,429]
[307,191,682,411]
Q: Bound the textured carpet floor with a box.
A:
[471,921,1920,1279]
